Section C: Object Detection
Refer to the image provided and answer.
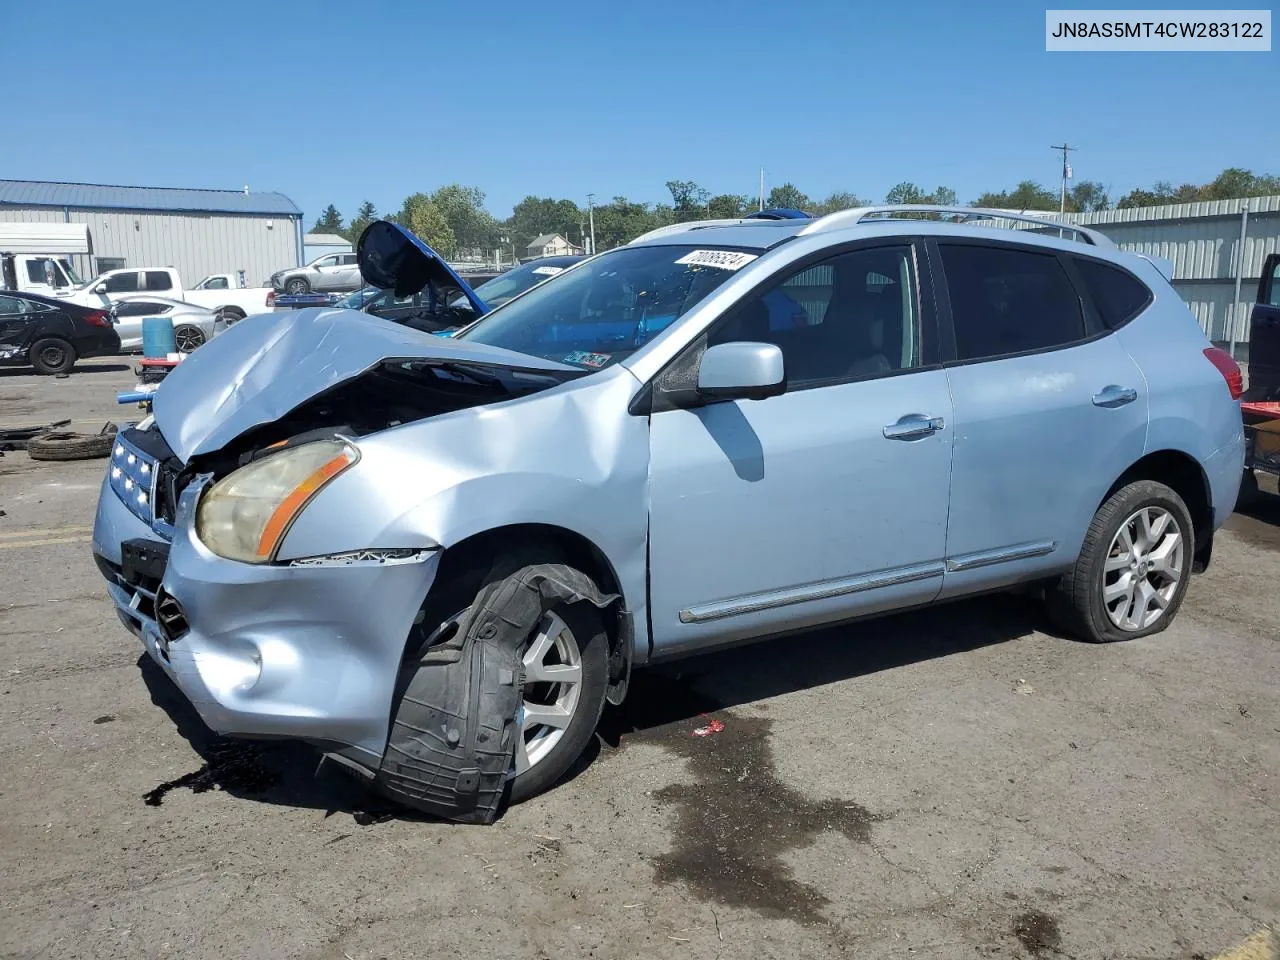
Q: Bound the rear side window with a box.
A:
[145,271,173,291]
[939,244,1085,361]
[1072,257,1152,328]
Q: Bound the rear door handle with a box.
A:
[883,415,945,440]
[1092,385,1138,408]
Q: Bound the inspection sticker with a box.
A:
[563,350,612,369]
[674,249,758,271]
[532,265,565,276]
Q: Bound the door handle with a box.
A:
[883,415,944,440]
[1092,385,1138,408]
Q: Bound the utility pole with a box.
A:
[1051,143,1075,214]
[586,193,596,255]
[758,168,765,211]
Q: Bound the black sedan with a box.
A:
[0,290,120,375]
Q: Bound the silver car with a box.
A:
[109,295,224,352]
[91,212,1245,822]
[269,252,363,295]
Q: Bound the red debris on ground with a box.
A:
[692,718,725,737]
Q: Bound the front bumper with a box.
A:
[93,468,440,763]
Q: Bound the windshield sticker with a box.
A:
[532,265,565,277]
[563,350,612,369]
[674,249,758,271]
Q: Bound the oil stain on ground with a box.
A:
[143,739,280,806]
[609,672,888,924]
[1011,909,1061,956]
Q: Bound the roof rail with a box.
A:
[797,205,1115,247]
[628,218,746,244]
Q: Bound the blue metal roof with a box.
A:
[0,179,301,216]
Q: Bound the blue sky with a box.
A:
[4,0,1276,224]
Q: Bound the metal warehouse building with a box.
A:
[0,179,304,289]
[1062,196,1280,361]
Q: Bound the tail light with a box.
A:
[84,310,111,328]
[1203,347,1243,400]
[265,290,276,305]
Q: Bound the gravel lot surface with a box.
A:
[2,358,1276,959]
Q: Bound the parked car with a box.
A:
[65,267,274,324]
[110,295,224,352]
[269,252,362,295]
[1239,251,1280,502]
[91,207,1245,822]
[0,289,119,374]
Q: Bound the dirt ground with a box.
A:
[1,358,1277,960]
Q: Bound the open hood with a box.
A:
[357,220,489,314]
[151,307,574,462]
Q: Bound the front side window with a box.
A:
[200,276,230,290]
[145,271,173,291]
[456,244,750,369]
[314,256,339,269]
[939,244,1085,361]
[707,245,921,386]
[1071,256,1152,329]
[1269,259,1280,307]
[102,272,140,293]
[24,259,67,286]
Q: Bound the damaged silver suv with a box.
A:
[92,211,1245,822]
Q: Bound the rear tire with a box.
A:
[30,337,75,375]
[173,325,206,352]
[286,277,310,295]
[1047,480,1194,643]
[215,307,245,326]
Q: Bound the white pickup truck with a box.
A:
[71,267,275,322]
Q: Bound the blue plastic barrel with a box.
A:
[142,316,176,357]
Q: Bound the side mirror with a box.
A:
[93,283,107,294]
[697,341,786,401]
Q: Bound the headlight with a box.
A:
[196,440,358,563]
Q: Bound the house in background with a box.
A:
[525,233,584,259]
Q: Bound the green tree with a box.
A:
[431,184,498,255]
[398,193,456,257]
[973,180,1059,211]
[666,180,712,221]
[506,196,583,254]
[812,191,867,215]
[1117,168,1280,208]
[344,200,378,244]
[766,183,811,211]
[930,186,958,206]
[707,194,751,219]
[312,204,343,234]
[592,196,669,249]
[884,182,925,204]
[1067,181,1110,212]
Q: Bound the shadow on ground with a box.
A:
[0,363,131,379]
[138,592,1043,822]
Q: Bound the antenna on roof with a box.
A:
[243,184,249,195]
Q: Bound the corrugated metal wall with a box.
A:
[0,206,301,288]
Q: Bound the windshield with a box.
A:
[58,259,83,286]
[336,286,382,309]
[455,245,754,368]
[471,260,575,307]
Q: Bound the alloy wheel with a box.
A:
[174,326,205,352]
[515,611,583,775]
[1102,505,1184,631]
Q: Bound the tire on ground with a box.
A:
[1046,479,1194,643]
[29,337,76,376]
[27,425,119,461]
[377,563,614,822]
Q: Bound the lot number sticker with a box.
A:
[674,250,758,271]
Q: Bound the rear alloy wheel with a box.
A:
[173,324,206,352]
[1047,480,1194,642]
[29,337,75,375]
[215,308,245,326]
